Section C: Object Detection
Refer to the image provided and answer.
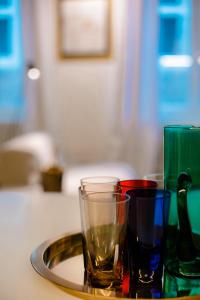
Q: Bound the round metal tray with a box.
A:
[30,232,200,300]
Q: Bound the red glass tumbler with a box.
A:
[120,179,158,194]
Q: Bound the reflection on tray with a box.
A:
[83,269,162,299]
[30,232,200,299]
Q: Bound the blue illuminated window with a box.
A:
[124,0,199,125]
[0,18,12,55]
[158,0,195,123]
[160,0,181,4]
[0,0,24,123]
[0,0,11,7]
[159,17,178,55]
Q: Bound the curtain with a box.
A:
[21,0,42,132]
[120,0,162,177]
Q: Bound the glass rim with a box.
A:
[81,191,130,203]
[144,173,163,180]
[119,179,157,188]
[164,124,200,130]
[127,188,170,199]
[164,124,192,128]
[80,176,120,185]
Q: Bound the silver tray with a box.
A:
[30,232,200,300]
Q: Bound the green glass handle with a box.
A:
[177,172,196,261]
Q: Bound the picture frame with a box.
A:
[57,0,112,59]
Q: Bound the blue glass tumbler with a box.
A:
[126,189,170,286]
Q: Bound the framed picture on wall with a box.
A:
[57,0,112,58]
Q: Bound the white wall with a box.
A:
[34,0,127,165]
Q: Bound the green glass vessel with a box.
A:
[164,270,200,298]
[164,125,200,278]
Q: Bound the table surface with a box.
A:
[1,188,200,300]
[0,187,82,300]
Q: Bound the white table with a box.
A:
[2,189,199,300]
[0,188,82,300]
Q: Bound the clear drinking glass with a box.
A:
[143,173,164,188]
[79,176,120,273]
[80,176,120,193]
[80,191,130,289]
